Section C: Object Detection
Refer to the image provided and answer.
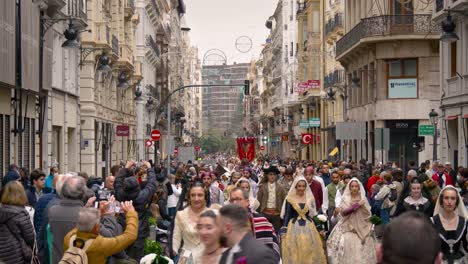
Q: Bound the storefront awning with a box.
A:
[447,115,458,120]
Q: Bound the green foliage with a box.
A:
[370,215,382,225]
[144,239,169,264]
[199,130,236,154]
[148,216,156,227]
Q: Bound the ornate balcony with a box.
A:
[145,35,161,66]
[336,15,439,59]
[325,13,343,44]
[324,69,345,88]
[124,0,135,18]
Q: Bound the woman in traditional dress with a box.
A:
[235,178,260,211]
[172,182,209,264]
[327,178,377,264]
[280,176,327,264]
[431,186,468,264]
[398,178,432,217]
[196,210,226,264]
[224,172,242,200]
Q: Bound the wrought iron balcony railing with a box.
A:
[325,13,343,39]
[336,15,439,58]
[324,69,345,88]
[146,35,161,57]
[334,13,343,28]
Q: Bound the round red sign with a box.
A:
[260,146,265,151]
[145,139,153,147]
[150,129,161,141]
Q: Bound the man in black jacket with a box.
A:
[114,160,157,261]
[219,204,279,264]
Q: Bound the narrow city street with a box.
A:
[0,0,467,263]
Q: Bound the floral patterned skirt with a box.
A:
[281,220,327,264]
[326,220,377,264]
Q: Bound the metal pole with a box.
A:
[166,100,171,171]
[433,127,437,162]
[381,130,384,164]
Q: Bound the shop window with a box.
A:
[387,58,418,98]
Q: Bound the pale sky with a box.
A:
[184,0,278,64]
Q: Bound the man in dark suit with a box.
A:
[219,204,279,264]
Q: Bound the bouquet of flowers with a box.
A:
[314,214,328,238]
[143,239,170,264]
[369,215,382,226]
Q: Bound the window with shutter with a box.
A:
[451,42,457,77]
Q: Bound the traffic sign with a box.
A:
[145,139,153,147]
[419,125,435,136]
[150,129,161,141]
[195,146,201,152]
[174,148,179,155]
[260,146,265,151]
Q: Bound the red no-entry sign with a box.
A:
[260,146,265,151]
[150,129,161,141]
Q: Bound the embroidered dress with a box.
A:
[432,186,468,264]
[327,178,378,264]
[402,196,431,216]
[431,215,468,264]
[280,176,327,264]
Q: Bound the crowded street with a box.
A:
[1,0,468,263]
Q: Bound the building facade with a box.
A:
[433,0,468,168]
[335,0,440,168]
[323,0,345,159]
[0,0,87,178]
[296,0,327,160]
[79,0,142,178]
[202,63,249,137]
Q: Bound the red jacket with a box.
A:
[309,180,323,211]
[432,172,453,187]
[366,175,381,198]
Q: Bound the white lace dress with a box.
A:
[172,208,206,264]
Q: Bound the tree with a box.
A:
[199,129,237,154]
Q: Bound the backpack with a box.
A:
[370,193,383,216]
[59,235,94,264]
[388,187,398,202]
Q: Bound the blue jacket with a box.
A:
[26,186,41,208]
[34,193,60,264]
[1,170,20,187]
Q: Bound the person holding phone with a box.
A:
[114,160,157,262]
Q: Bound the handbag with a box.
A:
[31,236,40,264]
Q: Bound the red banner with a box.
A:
[236,137,256,162]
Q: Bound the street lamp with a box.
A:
[440,12,459,43]
[96,54,112,72]
[429,109,439,162]
[61,20,80,48]
[117,73,129,89]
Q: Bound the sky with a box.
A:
[184,0,278,65]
